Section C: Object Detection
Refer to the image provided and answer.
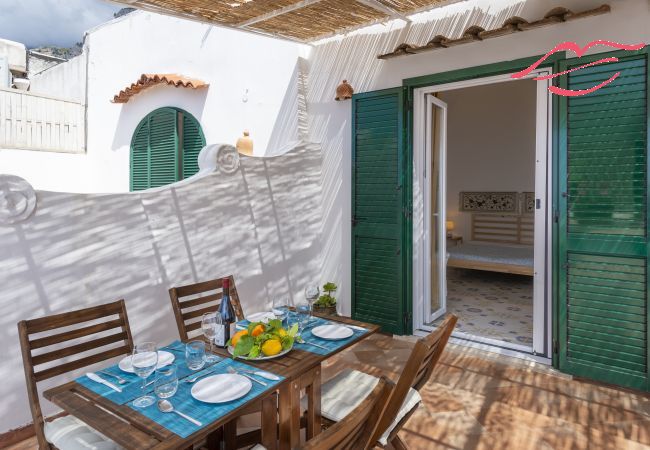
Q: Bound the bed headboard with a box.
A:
[471,213,534,246]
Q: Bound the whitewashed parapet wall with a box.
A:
[0,142,322,433]
[0,87,85,153]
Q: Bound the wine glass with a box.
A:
[272,296,290,326]
[132,342,158,408]
[201,312,220,363]
[304,285,320,322]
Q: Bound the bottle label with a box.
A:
[215,323,226,347]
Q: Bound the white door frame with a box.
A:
[412,69,553,357]
[424,95,448,323]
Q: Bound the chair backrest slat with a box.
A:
[301,377,393,450]
[181,305,221,322]
[34,345,132,382]
[180,293,222,309]
[30,318,125,349]
[18,299,134,449]
[23,301,124,334]
[369,314,457,446]
[31,331,129,366]
[169,275,244,341]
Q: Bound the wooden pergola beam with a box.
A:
[356,0,411,22]
[236,0,327,27]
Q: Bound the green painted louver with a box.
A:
[182,113,205,179]
[130,107,206,191]
[131,119,150,192]
[558,49,649,391]
[148,108,178,188]
[351,87,407,335]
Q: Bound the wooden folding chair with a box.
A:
[170,277,260,449]
[17,299,134,450]
[168,275,244,340]
[320,314,458,450]
[253,376,393,450]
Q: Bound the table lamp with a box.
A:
[446,220,455,238]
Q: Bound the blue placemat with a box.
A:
[128,358,283,438]
[74,341,222,404]
[292,315,369,355]
[237,314,370,356]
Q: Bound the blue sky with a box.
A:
[0,0,120,48]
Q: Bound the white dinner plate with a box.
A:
[191,373,252,403]
[245,311,276,323]
[311,324,353,340]
[118,351,175,373]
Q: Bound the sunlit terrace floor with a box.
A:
[9,334,650,450]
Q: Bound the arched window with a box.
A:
[130,107,206,191]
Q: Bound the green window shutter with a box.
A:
[351,87,407,335]
[558,49,649,391]
[148,108,179,188]
[131,108,205,191]
[181,112,205,179]
[130,119,150,191]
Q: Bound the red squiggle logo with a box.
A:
[512,40,646,96]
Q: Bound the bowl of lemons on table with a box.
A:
[228,319,298,360]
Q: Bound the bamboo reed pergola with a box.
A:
[109,0,452,43]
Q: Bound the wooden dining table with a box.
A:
[43,313,379,450]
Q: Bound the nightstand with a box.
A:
[447,236,463,247]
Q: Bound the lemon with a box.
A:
[231,329,248,347]
[251,324,265,337]
[261,339,283,356]
[276,328,287,338]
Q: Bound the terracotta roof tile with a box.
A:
[112,74,208,103]
[378,4,611,60]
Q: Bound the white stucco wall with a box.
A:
[0,144,322,434]
[308,0,650,316]
[29,52,86,101]
[0,11,309,193]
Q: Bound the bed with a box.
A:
[447,213,534,276]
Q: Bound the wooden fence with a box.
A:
[0,87,85,153]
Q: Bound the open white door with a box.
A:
[425,95,448,323]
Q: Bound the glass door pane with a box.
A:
[427,95,447,322]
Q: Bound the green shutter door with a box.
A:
[351,87,408,335]
[558,49,649,391]
[181,112,206,179]
[148,108,179,188]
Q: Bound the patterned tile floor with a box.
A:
[432,269,533,346]
[8,335,650,450]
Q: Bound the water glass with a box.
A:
[272,296,290,326]
[201,312,220,363]
[296,302,311,333]
[132,342,158,408]
[185,341,206,371]
[154,365,178,399]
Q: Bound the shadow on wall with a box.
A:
[110,84,210,151]
[305,1,527,316]
[0,142,322,432]
[265,58,310,157]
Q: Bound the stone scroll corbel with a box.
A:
[197,144,240,176]
[0,175,37,225]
